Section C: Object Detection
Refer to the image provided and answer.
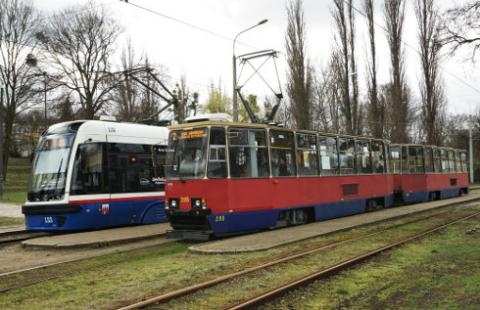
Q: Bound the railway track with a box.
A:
[0,234,171,294]
[0,229,49,245]
[117,206,480,310]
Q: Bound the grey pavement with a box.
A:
[0,202,23,218]
[23,222,171,249]
[189,193,480,254]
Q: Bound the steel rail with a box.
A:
[225,210,480,310]
[0,230,49,245]
[116,206,474,310]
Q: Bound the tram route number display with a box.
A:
[171,129,207,141]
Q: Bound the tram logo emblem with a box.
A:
[101,204,110,215]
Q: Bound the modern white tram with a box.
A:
[22,120,169,230]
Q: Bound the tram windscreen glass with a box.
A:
[166,128,208,179]
[28,134,74,201]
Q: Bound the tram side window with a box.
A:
[108,143,163,193]
[296,133,319,176]
[401,146,409,173]
[339,138,355,175]
[424,147,433,173]
[152,145,167,189]
[461,152,468,172]
[71,143,108,195]
[441,149,449,172]
[433,148,441,172]
[448,150,456,172]
[208,128,227,178]
[409,146,425,173]
[454,151,461,173]
[319,136,339,175]
[271,130,296,177]
[229,128,269,178]
[389,146,401,174]
[371,141,385,173]
[355,140,372,174]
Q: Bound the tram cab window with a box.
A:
[338,138,355,175]
[208,128,227,178]
[448,150,456,172]
[440,149,449,172]
[71,143,108,194]
[355,140,372,174]
[228,128,269,178]
[424,147,433,173]
[389,145,401,174]
[371,141,385,173]
[270,130,296,177]
[319,136,339,175]
[409,146,425,173]
[433,148,441,172]
[296,133,319,176]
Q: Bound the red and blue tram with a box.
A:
[22,120,169,231]
[389,144,469,204]
[165,121,395,239]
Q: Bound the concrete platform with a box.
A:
[22,223,171,249]
[189,194,480,254]
[0,202,23,218]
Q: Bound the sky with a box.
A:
[33,0,480,116]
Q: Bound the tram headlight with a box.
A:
[191,198,207,209]
[169,198,179,209]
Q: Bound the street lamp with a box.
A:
[232,19,268,122]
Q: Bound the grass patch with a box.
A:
[264,214,480,309]
[1,157,30,204]
[0,216,24,227]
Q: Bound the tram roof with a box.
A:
[168,121,388,142]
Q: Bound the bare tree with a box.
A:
[0,0,39,179]
[286,0,313,130]
[173,75,199,123]
[384,0,410,143]
[440,1,480,60]
[364,0,383,138]
[416,0,446,145]
[331,0,360,135]
[37,2,121,119]
[114,41,141,122]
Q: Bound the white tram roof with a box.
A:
[46,120,169,146]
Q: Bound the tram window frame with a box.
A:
[107,143,164,193]
[228,128,269,179]
[371,141,386,174]
[296,133,319,177]
[270,130,297,177]
[401,146,409,173]
[389,145,401,174]
[318,136,339,175]
[355,139,373,174]
[433,148,442,173]
[424,147,434,173]
[454,150,461,173]
[207,127,227,179]
[338,138,355,175]
[70,142,108,195]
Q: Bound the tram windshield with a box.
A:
[166,128,208,179]
[28,133,74,201]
